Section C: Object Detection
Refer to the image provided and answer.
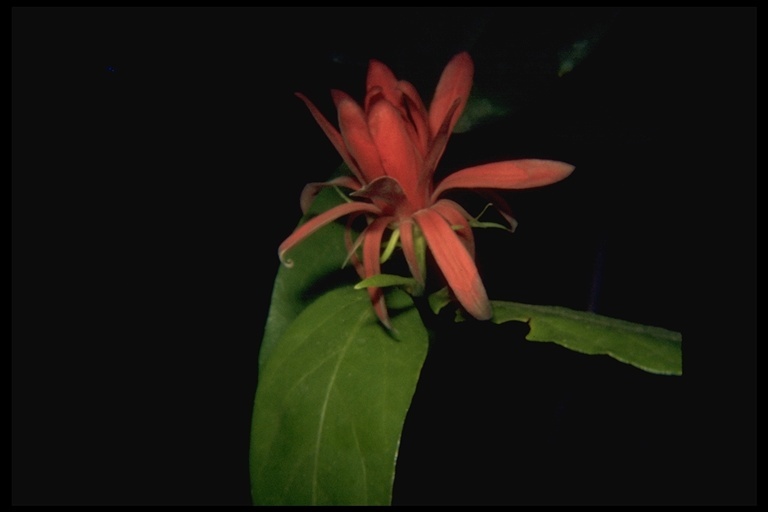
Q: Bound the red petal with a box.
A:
[299,176,362,214]
[396,80,430,154]
[398,218,424,286]
[294,92,365,184]
[363,85,384,113]
[362,216,395,329]
[432,159,575,201]
[366,59,402,107]
[278,201,381,267]
[422,98,461,187]
[413,208,492,320]
[430,199,475,258]
[333,90,388,183]
[428,52,474,137]
[368,100,425,207]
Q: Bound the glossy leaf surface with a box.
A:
[488,301,682,375]
[250,287,428,505]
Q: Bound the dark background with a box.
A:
[13,7,755,505]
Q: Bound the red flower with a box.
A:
[279,52,574,328]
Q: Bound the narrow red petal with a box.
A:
[396,80,430,154]
[278,201,381,267]
[363,86,384,114]
[413,208,492,320]
[366,59,402,107]
[396,81,429,122]
[431,159,575,201]
[369,290,393,331]
[299,176,362,214]
[421,98,461,187]
[334,90,388,183]
[368,100,425,207]
[362,216,395,329]
[294,92,365,184]
[398,218,423,285]
[430,199,475,258]
[428,52,474,137]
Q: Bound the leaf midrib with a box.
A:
[312,301,372,504]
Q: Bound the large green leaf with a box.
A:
[488,301,682,375]
[250,286,429,505]
[259,183,355,371]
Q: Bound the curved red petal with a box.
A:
[278,201,381,267]
[363,85,384,113]
[294,92,365,184]
[422,98,461,187]
[428,52,474,137]
[398,217,424,286]
[396,80,430,154]
[367,100,425,207]
[334,90,388,183]
[430,199,476,258]
[299,176,362,214]
[366,59,402,107]
[414,207,492,320]
[362,216,395,329]
[432,159,575,201]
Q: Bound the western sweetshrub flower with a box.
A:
[278,52,574,328]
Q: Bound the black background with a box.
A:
[13,7,755,505]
